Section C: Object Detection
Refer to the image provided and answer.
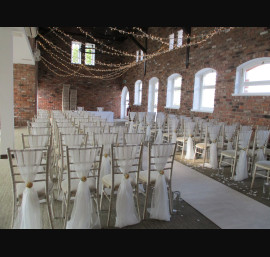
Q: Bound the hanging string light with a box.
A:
[38,27,235,80]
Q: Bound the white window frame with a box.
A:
[71,41,82,64]
[191,68,217,113]
[136,50,139,62]
[140,50,144,61]
[134,80,142,105]
[233,57,270,96]
[177,29,183,47]
[85,43,95,66]
[165,73,182,109]
[169,33,174,50]
[148,77,159,113]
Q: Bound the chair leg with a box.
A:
[202,148,207,168]
[168,184,173,214]
[107,187,114,227]
[100,185,104,211]
[250,165,257,189]
[135,185,141,221]
[231,157,237,180]
[143,183,150,220]
[193,147,197,163]
[46,194,54,229]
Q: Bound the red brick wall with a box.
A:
[35,27,270,126]
[13,63,37,126]
[37,31,123,118]
[119,27,270,126]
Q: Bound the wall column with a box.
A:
[0,27,14,156]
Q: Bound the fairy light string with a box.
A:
[38,27,235,80]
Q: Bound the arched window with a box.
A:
[148,77,159,113]
[166,73,182,109]
[121,86,129,119]
[134,80,142,105]
[192,68,217,113]
[234,57,270,96]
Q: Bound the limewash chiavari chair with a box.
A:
[193,124,221,169]
[7,147,54,229]
[84,126,104,146]
[137,112,146,133]
[62,145,103,229]
[57,133,88,197]
[100,143,143,227]
[153,112,166,144]
[138,142,177,220]
[128,112,137,133]
[29,126,51,136]
[109,125,128,144]
[93,133,118,193]
[79,121,97,132]
[248,129,270,174]
[218,129,252,180]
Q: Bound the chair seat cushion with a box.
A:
[102,173,136,189]
[61,177,96,193]
[176,137,187,142]
[138,170,169,184]
[220,150,236,157]
[255,161,270,170]
[195,143,211,149]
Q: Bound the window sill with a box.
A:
[191,109,214,113]
[232,93,270,96]
[165,106,180,110]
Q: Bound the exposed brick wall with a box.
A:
[35,27,270,126]
[37,31,123,118]
[119,27,270,126]
[13,64,37,126]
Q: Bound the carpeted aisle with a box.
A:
[172,161,270,229]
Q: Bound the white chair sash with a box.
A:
[145,113,155,141]
[95,134,117,193]
[137,112,146,132]
[225,125,237,150]
[255,130,270,162]
[154,113,166,144]
[114,145,140,228]
[66,148,101,229]
[170,118,179,144]
[234,130,252,181]
[185,122,195,160]
[208,125,221,169]
[28,135,49,148]
[150,144,174,221]
[13,150,43,229]
[63,134,85,148]
[125,133,145,145]
[31,127,50,135]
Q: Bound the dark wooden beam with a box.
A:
[183,27,191,68]
[144,35,148,76]
[128,35,147,53]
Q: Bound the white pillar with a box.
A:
[0,27,14,155]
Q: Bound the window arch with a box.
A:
[148,77,159,113]
[166,73,182,109]
[192,68,217,113]
[234,57,270,96]
[134,80,142,105]
[121,86,129,119]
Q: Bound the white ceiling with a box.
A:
[12,27,35,65]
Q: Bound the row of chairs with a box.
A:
[7,110,177,229]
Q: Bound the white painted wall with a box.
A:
[0,27,15,155]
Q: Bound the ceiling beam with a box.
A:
[183,27,191,68]
[128,35,147,53]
